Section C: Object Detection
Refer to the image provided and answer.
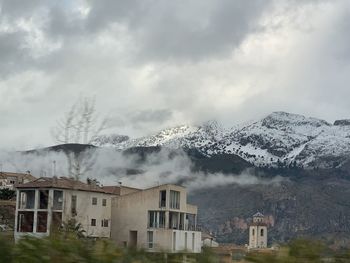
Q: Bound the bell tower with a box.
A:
[248,212,267,249]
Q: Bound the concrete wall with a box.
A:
[63,190,112,238]
[111,184,201,253]
[15,188,113,240]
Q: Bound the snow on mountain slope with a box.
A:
[96,112,350,168]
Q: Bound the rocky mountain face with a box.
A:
[95,111,350,170]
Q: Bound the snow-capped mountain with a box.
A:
[95,112,350,169]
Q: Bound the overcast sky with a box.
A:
[0,0,350,150]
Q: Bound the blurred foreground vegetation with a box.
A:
[2,227,350,263]
[246,239,350,263]
[0,230,216,263]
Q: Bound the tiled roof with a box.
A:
[15,176,112,194]
[0,172,36,181]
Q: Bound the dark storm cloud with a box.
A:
[86,0,273,61]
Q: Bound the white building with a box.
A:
[248,212,268,249]
[0,172,36,190]
[14,178,202,253]
[14,177,113,241]
[111,184,202,253]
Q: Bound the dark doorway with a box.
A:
[129,231,138,247]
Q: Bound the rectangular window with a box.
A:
[71,195,77,216]
[169,190,180,209]
[169,212,179,229]
[19,190,35,209]
[101,219,109,227]
[148,211,166,228]
[159,211,165,228]
[92,197,97,205]
[53,190,63,210]
[102,199,107,206]
[39,190,49,209]
[91,218,96,226]
[17,211,34,232]
[186,214,196,231]
[147,231,154,249]
[36,211,48,233]
[159,190,166,208]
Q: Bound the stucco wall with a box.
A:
[63,190,112,238]
[111,184,201,253]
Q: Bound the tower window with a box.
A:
[260,229,264,236]
[252,229,255,236]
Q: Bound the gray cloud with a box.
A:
[0,0,350,149]
[0,148,284,190]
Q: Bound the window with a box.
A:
[92,197,97,205]
[252,229,255,236]
[39,190,49,209]
[71,195,77,216]
[147,231,154,249]
[101,219,109,227]
[260,229,264,237]
[148,211,165,228]
[91,219,96,226]
[36,212,48,233]
[53,190,63,210]
[17,211,34,232]
[102,199,107,206]
[19,190,35,209]
[169,212,179,229]
[169,190,180,209]
[186,214,196,231]
[159,190,166,208]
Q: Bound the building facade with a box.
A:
[111,184,202,253]
[248,212,267,249]
[0,172,36,190]
[14,178,202,253]
[14,177,113,241]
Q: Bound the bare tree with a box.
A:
[51,97,108,180]
[51,97,108,145]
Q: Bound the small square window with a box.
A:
[92,197,97,205]
[91,219,96,226]
[102,199,107,206]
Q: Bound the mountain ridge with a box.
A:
[93,111,350,170]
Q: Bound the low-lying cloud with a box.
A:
[0,147,284,190]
